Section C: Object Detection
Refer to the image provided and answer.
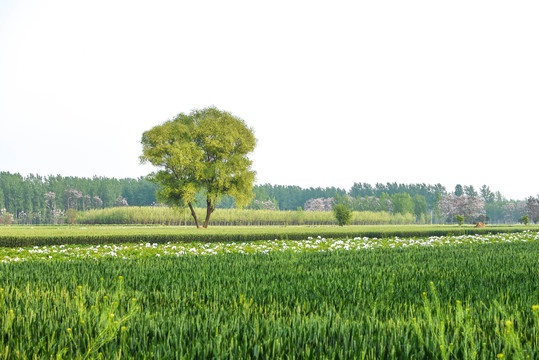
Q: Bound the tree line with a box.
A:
[251,183,538,224]
[1,172,537,225]
[251,182,446,211]
[0,172,158,224]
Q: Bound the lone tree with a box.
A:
[140,107,257,228]
[333,204,352,226]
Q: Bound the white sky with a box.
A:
[0,1,538,200]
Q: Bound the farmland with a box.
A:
[76,206,417,226]
[1,224,539,247]
[0,227,538,358]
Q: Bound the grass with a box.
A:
[0,234,538,358]
[76,206,417,226]
[1,224,539,247]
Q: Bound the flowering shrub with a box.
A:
[0,208,14,225]
[115,196,129,207]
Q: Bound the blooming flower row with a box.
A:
[1,231,538,262]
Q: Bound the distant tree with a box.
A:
[216,195,236,209]
[92,196,103,209]
[503,202,516,224]
[464,185,478,197]
[480,185,495,204]
[432,192,443,223]
[454,214,465,226]
[115,196,129,207]
[484,202,504,224]
[413,194,427,219]
[354,195,380,212]
[65,189,82,210]
[65,209,78,225]
[454,184,464,196]
[249,199,278,210]
[349,182,375,198]
[439,194,485,223]
[81,195,91,211]
[140,107,257,228]
[379,192,392,212]
[390,193,414,215]
[519,214,529,225]
[252,186,270,202]
[0,208,14,225]
[525,196,539,223]
[333,204,352,226]
[461,195,485,222]
[44,192,56,224]
[333,194,353,209]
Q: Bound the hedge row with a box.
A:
[0,226,533,248]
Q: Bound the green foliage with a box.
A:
[258,184,347,211]
[433,192,443,224]
[75,207,416,226]
[333,193,352,208]
[1,225,537,248]
[0,172,531,225]
[349,182,447,209]
[413,194,427,219]
[391,192,414,215]
[0,172,159,223]
[333,204,352,226]
[454,214,465,226]
[464,185,478,197]
[520,215,530,225]
[65,209,78,225]
[141,107,256,228]
[480,184,495,203]
[379,192,392,212]
[0,240,538,357]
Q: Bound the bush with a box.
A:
[454,214,465,226]
[65,209,78,225]
[333,204,352,226]
[519,215,529,225]
[0,208,14,225]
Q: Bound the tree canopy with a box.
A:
[140,107,257,228]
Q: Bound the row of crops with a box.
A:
[1,230,538,261]
[0,232,538,358]
[1,224,537,247]
[76,206,417,226]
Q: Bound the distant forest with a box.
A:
[0,172,535,224]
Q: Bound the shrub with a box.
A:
[65,209,78,225]
[333,204,352,226]
[0,208,14,225]
[454,214,465,226]
[519,215,529,225]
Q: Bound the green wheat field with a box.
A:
[0,226,538,358]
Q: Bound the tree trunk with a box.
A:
[188,202,201,228]
[203,198,214,229]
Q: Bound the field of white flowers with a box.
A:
[2,230,538,262]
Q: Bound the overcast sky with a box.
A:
[1,1,538,200]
